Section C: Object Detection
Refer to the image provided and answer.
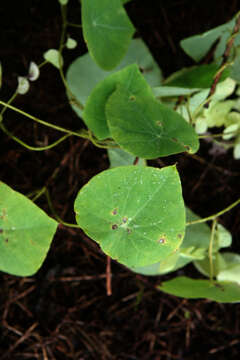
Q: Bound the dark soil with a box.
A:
[1,0,240,359]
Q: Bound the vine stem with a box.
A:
[209,219,217,283]
[0,100,89,138]
[186,197,240,226]
[58,4,84,111]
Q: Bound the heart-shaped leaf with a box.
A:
[0,182,58,276]
[74,165,185,268]
[82,0,135,70]
[106,66,199,159]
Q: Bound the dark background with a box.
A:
[0,0,240,359]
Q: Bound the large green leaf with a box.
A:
[81,0,135,70]
[0,182,58,276]
[66,38,162,119]
[158,276,240,303]
[106,66,199,159]
[74,165,185,268]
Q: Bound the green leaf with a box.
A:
[164,64,229,89]
[158,276,240,303]
[128,207,210,276]
[217,252,240,284]
[74,165,185,268]
[108,148,146,168]
[0,182,58,276]
[66,38,162,118]
[81,0,135,70]
[194,253,226,278]
[106,66,199,159]
[153,86,200,98]
[66,37,77,49]
[43,49,63,69]
[82,65,142,139]
[180,19,236,62]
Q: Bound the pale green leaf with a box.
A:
[17,77,30,95]
[74,165,185,268]
[43,49,63,69]
[66,37,77,49]
[81,0,135,70]
[158,276,240,303]
[108,148,146,168]
[233,143,240,159]
[217,252,240,284]
[0,182,58,276]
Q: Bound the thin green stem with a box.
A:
[0,91,18,116]
[45,189,80,228]
[0,100,89,138]
[0,122,71,151]
[186,197,240,226]
[31,187,47,202]
[199,129,240,139]
[58,4,84,111]
[209,219,217,283]
[67,22,82,28]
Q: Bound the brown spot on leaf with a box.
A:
[5,238,8,243]
[158,236,166,244]
[122,217,128,223]
[129,95,136,101]
[112,224,118,230]
[0,229,3,234]
[171,137,178,143]
[184,145,190,151]
[0,209,7,220]
[127,228,132,234]
[177,234,183,239]
[156,121,162,127]
[112,209,118,215]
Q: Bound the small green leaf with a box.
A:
[81,0,135,70]
[28,61,40,81]
[66,37,77,49]
[58,0,68,4]
[164,64,229,89]
[108,148,146,168]
[158,276,240,303]
[74,165,185,268]
[0,182,58,276]
[234,143,240,159]
[43,49,63,69]
[17,77,30,95]
[106,66,199,159]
